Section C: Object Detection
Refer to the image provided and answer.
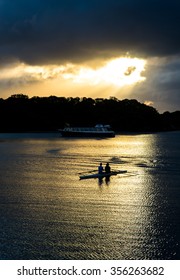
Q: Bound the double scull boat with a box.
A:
[79,170,127,180]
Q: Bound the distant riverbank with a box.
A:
[0,94,180,133]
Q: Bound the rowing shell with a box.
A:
[79,170,127,180]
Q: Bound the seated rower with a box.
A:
[105,162,111,174]
[98,162,103,174]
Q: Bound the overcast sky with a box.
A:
[0,0,180,112]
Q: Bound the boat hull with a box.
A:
[79,170,127,180]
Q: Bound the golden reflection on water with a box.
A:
[61,134,165,259]
[75,134,177,259]
[0,133,179,259]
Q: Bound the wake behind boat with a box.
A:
[79,170,127,180]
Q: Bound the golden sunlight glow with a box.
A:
[0,57,146,91]
[69,57,146,86]
[0,63,68,81]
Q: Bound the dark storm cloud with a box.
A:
[1,0,180,64]
[130,56,180,112]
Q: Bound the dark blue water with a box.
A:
[0,131,180,259]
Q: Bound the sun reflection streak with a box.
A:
[109,134,175,258]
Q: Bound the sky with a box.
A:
[0,0,180,112]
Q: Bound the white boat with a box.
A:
[59,124,115,138]
[79,170,127,180]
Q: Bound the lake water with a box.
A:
[0,131,180,260]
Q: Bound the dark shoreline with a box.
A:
[1,95,180,133]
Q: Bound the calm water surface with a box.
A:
[0,132,180,259]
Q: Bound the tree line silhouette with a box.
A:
[0,94,179,132]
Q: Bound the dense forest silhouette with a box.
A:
[0,94,180,132]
